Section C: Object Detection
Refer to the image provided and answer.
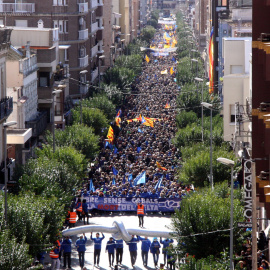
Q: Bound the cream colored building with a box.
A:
[222,37,252,152]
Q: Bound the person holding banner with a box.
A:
[137,202,145,228]
[106,237,116,268]
[116,239,124,265]
[137,235,151,267]
[126,235,139,267]
[150,237,161,268]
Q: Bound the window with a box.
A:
[53,0,68,6]
[15,20,28,27]
[53,20,68,33]
[230,104,235,123]
[39,72,50,87]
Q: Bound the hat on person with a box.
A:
[153,237,157,241]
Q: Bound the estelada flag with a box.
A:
[143,118,154,128]
[107,126,114,143]
[156,161,167,171]
[165,102,170,109]
[115,117,121,127]
[145,55,150,63]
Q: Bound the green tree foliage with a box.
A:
[19,159,78,204]
[171,183,244,259]
[79,94,116,120]
[176,110,198,129]
[140,25,156,44]
[72,107,108,136]
[35,145,87,180]
[114,55,142,76]
[147,18,158,28]
[3,193,65,256]
[103,84,123,105]
[0,229,32,270]
[126,38,148,56]
[177,146,237,187]
[46,124,99,160]
[103,66,135,91]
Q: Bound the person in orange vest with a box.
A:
[75,198,83,221]
[137,202,145,227]
[49,244,60,270]
[68,208,77,228]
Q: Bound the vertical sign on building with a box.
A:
[244,159,252,219]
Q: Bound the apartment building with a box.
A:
[0,0,104,95]
[0,27,13,182]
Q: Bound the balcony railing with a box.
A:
[90,22,98,33]
[91,67,98,83]
[0,3,35,13]
[78,2,88,13]
[25,111,47,138]
[90,0,98,9]
[0,97,13,121]
[79,55,89,68]
[91,44,98,57]
[19,55,38,77]
[78,29,89,40]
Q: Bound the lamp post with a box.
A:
[79,70,88,124]
[98,55,105,89]
[52,89,62,153]
[3,121,17,225]
[201,102,213,189]
[217,157,235,270]
[195,77,204,141]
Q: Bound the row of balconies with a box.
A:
[0,97,13,122]
[19,55,38,78]
[25,111,47,138]
[0,3,35,13]
[79,0,103,13]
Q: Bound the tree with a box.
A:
[171,182,244,259]
[176,110,198,129]
[0,229,32,270]
[140,25,156,44]
[147,19,158,28]
[126,38,148,56]
[102,84,123,105]
[72,107,108,136]
[79,94,116,120]
[177,146,237,187]
[35,145,88,180]
[114,55,142,76]
[45,124,99,160]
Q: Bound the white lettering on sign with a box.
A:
[244,160,252,219]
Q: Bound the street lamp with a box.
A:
[201,102,213,189]
[195,77,204,141]
[98,55,105,89]
[3,120,17,225]
[52,89,62,153]
[79,70,88,124]
[217,157,234,270]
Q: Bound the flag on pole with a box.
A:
[89,179,95,192]
[112,178,116,185]
[114,147,118,154]
[145,55,150,63]
[161,69,168,75]
[165,102,170,109]
[133,171,146,185]
[143,118,154,128]
[155,176,163,190]
[112,167,119,175]
[156,161,168,171]
[115,116,121,127]
[209,27,214,94]
[107,126,114,143]
[116,109,122,118]
[170,67,175,75]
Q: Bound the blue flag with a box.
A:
[146,106,149,111]
[137,147,142,153]
[133,171,146,186]
[112,167,118,175]
[114,147,118,154]
[112,178,116,185]
[172,56,176,62]
[128,174,133,182]
[138,128,143,133]
[155,176,163,190]
[89,179,95,192]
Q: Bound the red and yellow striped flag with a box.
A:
[209,28,214,94]
[107,126,114,143]
[156,161,167,171]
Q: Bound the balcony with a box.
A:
[0,3,35,13]
[25,111,47,137]
[19,55,38,77]
[78,2,88,13]
[79,55,89,68]
[90,22,98,34]
[90,0,98,10]
[91,44,98,58]
[91,67,98,83]
[78,29,89,40]
[0,97,13,121]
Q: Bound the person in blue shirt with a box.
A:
[115,239,124,265]
[160,237,174,266]
[149,189,159,199]
[137,235,151,267]
[61,236,72,269]
[140,188,150,198]
[82,199,89,225]
[75,233,87,269]
[106,237,116,267]
[150,237,161,267]
[91,232,105,267]
[126,235,139,267]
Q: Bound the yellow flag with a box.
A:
[161,69,168,75]
[145,55,150,63]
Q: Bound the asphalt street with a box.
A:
[61,215,172,270]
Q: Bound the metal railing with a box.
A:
[0,3,35,13]
[0,97,13,121]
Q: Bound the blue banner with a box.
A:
[85,197,181,212]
